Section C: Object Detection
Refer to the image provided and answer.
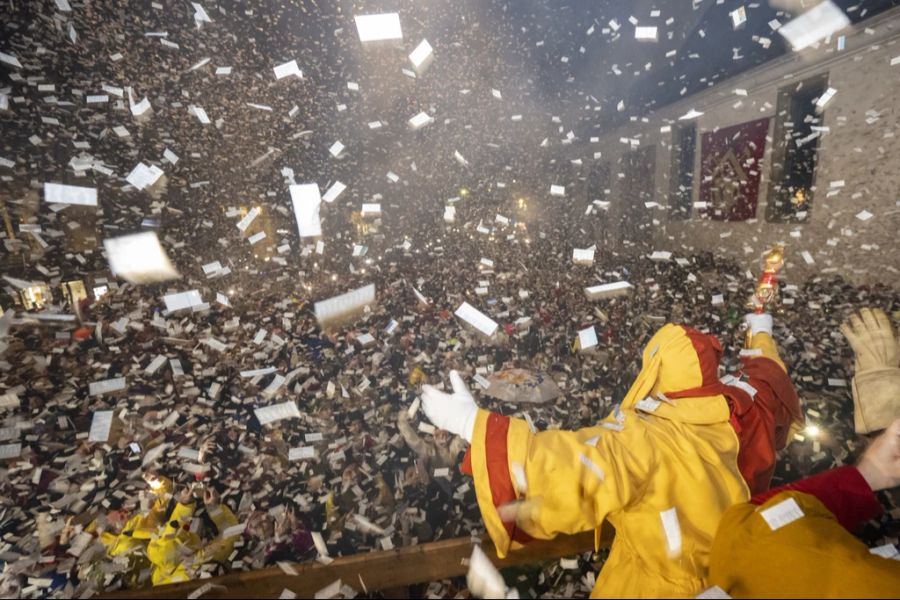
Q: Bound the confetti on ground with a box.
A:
[0,1,897,598]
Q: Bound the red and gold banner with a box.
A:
[699,117,770,221]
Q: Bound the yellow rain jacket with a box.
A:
[708,466,900,597]
[100,477,174,557]
[463,324,791,597]
[146,501,239,585]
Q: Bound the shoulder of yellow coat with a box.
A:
[650,395,732,425]
[711,490,900,598]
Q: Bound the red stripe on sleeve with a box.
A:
[751,465,883,531]
[479,413,534,544]
[460,448,473,476]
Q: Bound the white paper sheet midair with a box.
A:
[290,184,322,238]
[104,232,180,284]
[455,302,498,337]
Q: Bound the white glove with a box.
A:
[744,312,773,336]
[421,370,478,443]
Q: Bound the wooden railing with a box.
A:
[106,527,612,599]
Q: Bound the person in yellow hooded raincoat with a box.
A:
[98,473,176,558]
[422,314,802,598]
[146,485,239,585]
[707,418,900,597]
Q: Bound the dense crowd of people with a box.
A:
[1,0,898,597]
[2,221,898,596]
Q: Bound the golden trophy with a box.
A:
[748,245,784,312]
[746,245,785,345]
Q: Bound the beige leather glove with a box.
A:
[841,308,900,434]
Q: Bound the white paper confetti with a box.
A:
[678,108,704,120]
[163,290,204,312]
[163,148,179,164]
[328,141,344,158]
[0,443,22,460]
[322,181,346,204]
[730,6,747,29]
[408,111,434,130]
[104,232,180,284]
[572,248,595,265]
[466,545,506,600]
[779,1,850,51]
[354,13,402,43]
[314,579,343,600]
[870,544,900,560]
[43,183,97,206]
[759,497,805,530]
[578,326,598,350]
[236,207,261,232]
[696,585,733,599]
[409,39,434,74]
[585,281,632,300]
[88,411,114,442]
[274,59,303,80]
[255,401,301,426]
[660,507,682,557]
[290,184,322,238]
[314,284,376,325]
[579,453,605,480]
[635,26,658,41]
[190,105,211,124]
[288,446,316,461]
[361,203,381,216]
[0,52,23,69]
[89,378,126,397]
[816,87,837,108]
[126,163,164,191]
[455,302,499,337]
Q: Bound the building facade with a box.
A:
[585,6,900,287]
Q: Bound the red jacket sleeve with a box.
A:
[459,412,533,545]
[751,465,883,531]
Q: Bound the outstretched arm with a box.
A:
[396,410,430,458]
[422,371,655,557]
[745,313,786,372]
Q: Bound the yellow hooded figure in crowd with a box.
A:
[422,317,801,597]
[145,486,239,585]
[97,475,240,586]
[98,475,175,558]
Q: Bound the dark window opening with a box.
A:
[668,123,696,220]
[766,73,828,222]
[620,146,656,250]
